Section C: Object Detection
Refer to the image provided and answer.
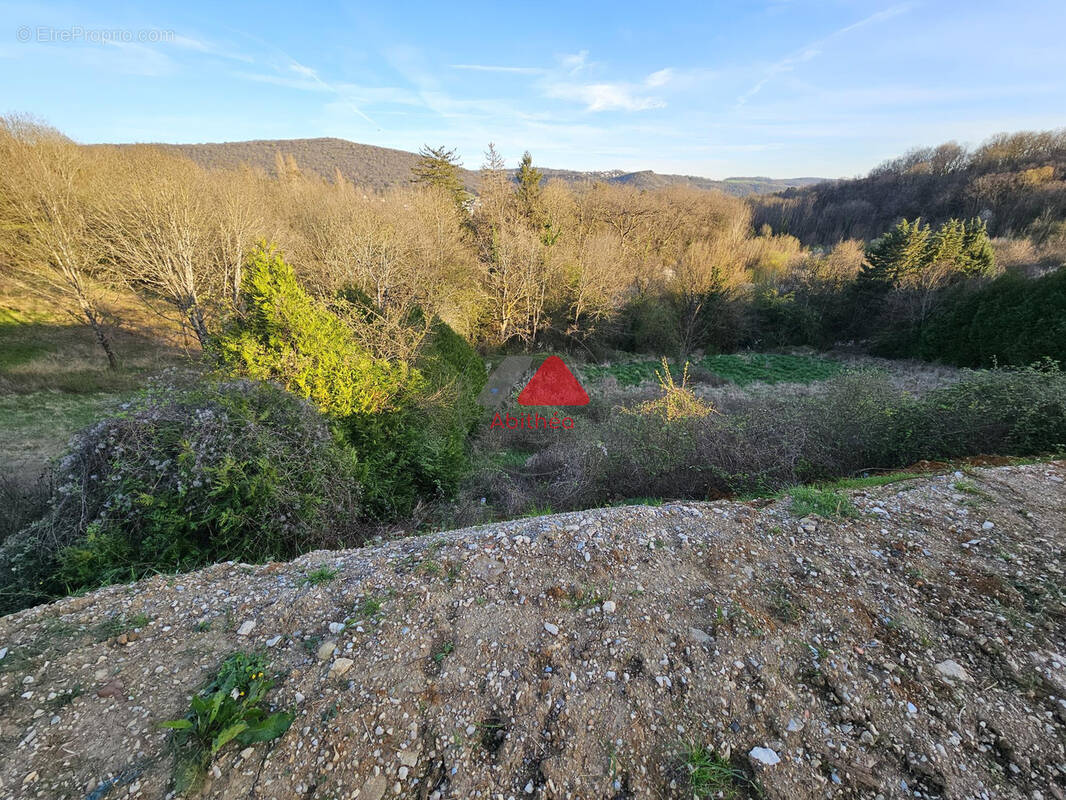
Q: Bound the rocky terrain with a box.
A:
[1,461,1064,799]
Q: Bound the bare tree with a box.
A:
[0,116,120,368]
[94,147,218,348]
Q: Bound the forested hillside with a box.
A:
[97,136,822,197]
[752,130,1066,245]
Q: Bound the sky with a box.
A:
[2,1,1065,179]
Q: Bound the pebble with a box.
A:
[544,622,559,636]
[935,659,973,682]
[330,657,354,677]
[236,620,255,636]
[601,600,616,614]
[749,746,781,766]
[317,641,338,660]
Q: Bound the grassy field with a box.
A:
[0,392,126,473]
[580,352,847,388]
[0,295,193,472]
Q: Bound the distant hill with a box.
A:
[751,129,1066,245]
[105,136,822,197]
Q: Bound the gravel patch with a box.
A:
[1,461,1064,799]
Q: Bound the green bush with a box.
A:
[215,245,413,418]
[216,245,482,518]
[0,379,360,613]
[917,269,1066,366]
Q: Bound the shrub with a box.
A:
[627,360,715,422]
[482,366,1066,517]
[0,379,360,613]
[917,268,1066,366]
[215,245,484,518]
[215,244,413,419]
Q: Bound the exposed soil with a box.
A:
[1,461,1064,799]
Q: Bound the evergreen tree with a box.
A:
[411,145,467,210]
[959,217,995,276]
[515,151,543,217]
[863,217,995,286]
[863,218,931,285]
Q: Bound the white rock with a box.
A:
[935,659,973,682]
[601,600,616,614]
[317,641,338,660]
[982,520,995,530]
[328,622,346,634]
[265,636,282,647]
[236,620,255,636]
[749,746,781,766]
[330,657,354,677]
[544,622,559,636]
[240,747,255,759]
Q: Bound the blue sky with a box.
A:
[2,1,1064,178]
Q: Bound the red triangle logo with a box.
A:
[517,356,590,406]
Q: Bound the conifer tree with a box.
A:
[515,151,543,218]
[411,145,467,211]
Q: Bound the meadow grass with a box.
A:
[581,352,846,388]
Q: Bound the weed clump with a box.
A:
[162,652,293,794]
[789,486,858,518]
[683,743,752,798]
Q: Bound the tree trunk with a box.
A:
[82,304,119,370]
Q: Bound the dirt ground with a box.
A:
[1,461,1064,799]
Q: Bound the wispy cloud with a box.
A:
[449,52,670,113]
[737,3,913,105]
[543,81,665,112]
[560,50,589,74]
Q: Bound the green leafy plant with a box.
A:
[433,641,455,663]
[161,652,293,794]
[215,244,482,519]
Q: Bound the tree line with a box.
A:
[2,115,1061,370]
[752,130,1066,247]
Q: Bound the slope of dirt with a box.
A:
[1,462,1065,799]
